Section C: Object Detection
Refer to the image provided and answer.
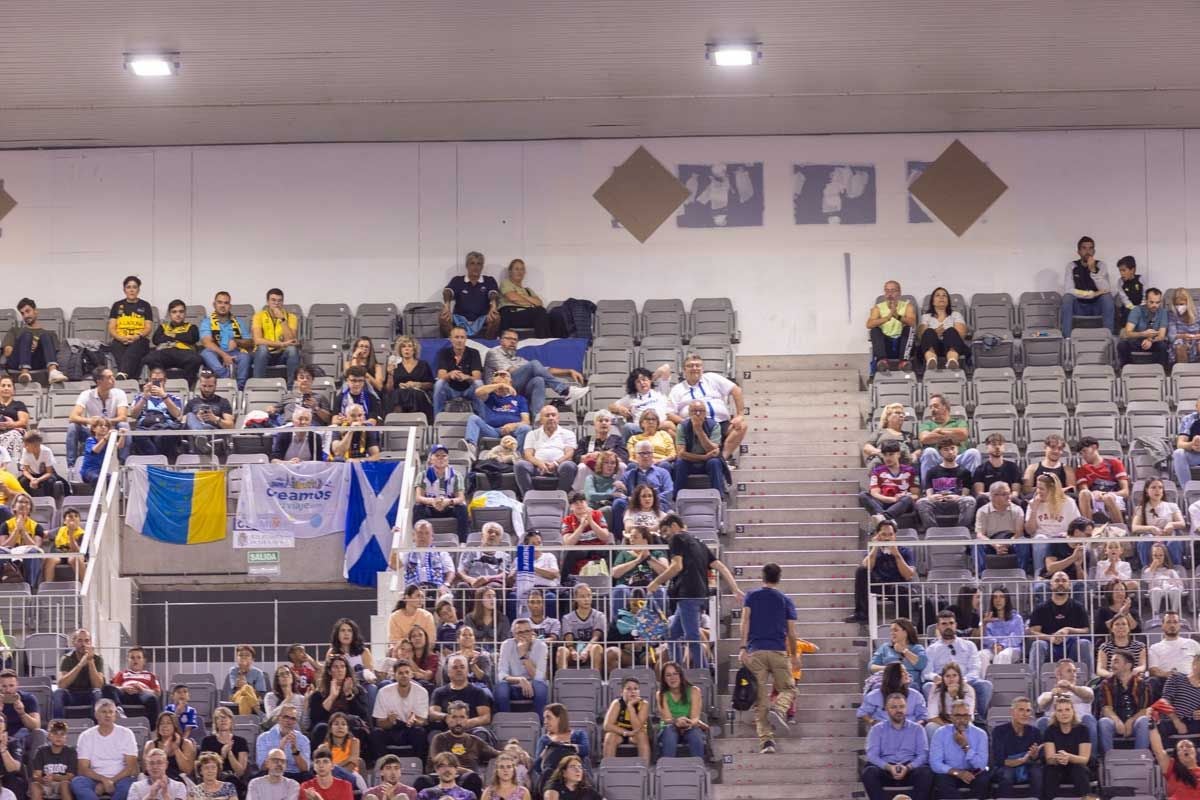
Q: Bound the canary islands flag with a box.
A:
[126,466,227,545]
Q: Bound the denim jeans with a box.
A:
[12,330,58,370]
[858,492,916,520]
[252,345,300,387]
[510,361,568,418]
[658,724,706,758]
[673,456,726,494]
[433,379,486,416]
[1061,292,1115,336]
[465,416,530,451]
[200,348,252,389]
[66,423,130,467]
[495,678,549,716]
[1098,714,1150,752]
[70,775,134,800]
[974,540,1033,574]
[669,597,708,668]
[1137,536,1184,569]
[919,448,981,484]
[1173,447,1200,489]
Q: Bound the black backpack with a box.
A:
[731,665,758,711]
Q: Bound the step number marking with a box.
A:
[723,754,734,764]
[734,566,743,576]
[736,483,746,492]
[735,524,744,533]
[725,710,736,722]
[742,371,751,380]
[731,608,742,619]
[739,444,749,454]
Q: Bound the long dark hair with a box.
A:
[1173,750,1199,789]
[990,588,1013,622]
[625,367,653,397]
[954,586,978,628]
[630,483,661,514]
[394,584,423,612]
[320,654,352,695]
[329,617,366,656]
[660,661,693,702]
[925,287,954,317]
[324,711,351,749]
[880,662,906,699]
[152,711,183,745]
[408,625,432,665]
[349,337,378,373]
[547,754,592,790]
[271,665,294,699]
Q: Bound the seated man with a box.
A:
[370,659,430,761]
[398,520,458,595]
[673,399,727,495]
[609,441,674,539]
[198,291,252,390]
[463,368,532,457]
[181,371,235,455]
[248,748,300,800]
[128,366,185,459]
[925,610,994,715]
[130,747,186,800]
[515,406,577,496]
[847,519,917,625]
[974,481,1031,574]
[970,432,1022,508]
[484,329,588,418]
[859,440,919,523]
[0,669,39,763]
[70,700,139,800]
[250,288,301,387]
[990,697,1043,799]
[255,705,311,782]
[929,699,989,799]
[107,276,154,381]
[1034,521,1091,604]
[1061,235,1114,336]
[1098,649,1151,752]
[274,365,332,426]
[412,445,469,543]
[415,752,478,800]
[332,366,383,424]
[53,629,105,720]
[456,522,510,590]
[494,618,549,716]
[1022,433,1075,497]
[433,327,486,416]
[1148,611,1200,688]
[666,353,746,462]
[866,280,917,372]
[1172,397,1200,489]
[1118,286,1169,367]
[66,367,128,467]
[1157,653,1200,741]
[300,747,353,800]
[440,251,500,339]
[1074,435,1129,523]
[110,646,161,722]
[428,660,493,740]
[1035,658,1097,744]
[142,299,203,379]
[917,394,980,483]
[914,437,976,530]
[1029,571,1092,665]
[4,298,67,384]
[860,692,932,800]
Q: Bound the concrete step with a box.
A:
[728,507,866,524]
[715,735,862,755]
[724,535,858,551]
[740,367,861,383]
[716,637,862,655]
[742,418,864,435]
[734,492,861,509]
[721,577,855,595]
[742,379,860,395]
[744,393,867,409]
[719,652,865,675]
[737,454,863,469]
[746,406,863,421]
[723,552,860,570]
[734,467,867,481]
[743,429,868,444]
[738,354,868,372]
[721,750,861,772]
[791,610,858,625]
[728,521,862,538]
[734,479,861,494]
[722,717,861,738]
[742,442,865,459]
[714,779,862,799]
[723,670,865,692]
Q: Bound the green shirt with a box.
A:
[613,549,667,587]
[918,416,971,453]
[674,420,723,455]
[59,651,104,691]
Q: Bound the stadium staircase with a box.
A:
[714,354,870,799]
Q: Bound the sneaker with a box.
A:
[769,709,791,736]
[487,289,500,307]
[442,288,454,305]
[193,436,212,456]
[843,613,867,624]
[47,368,68,384]
[759,740,776,754]
[16,371,30,385]
[875,359,892,372]
[870,513,888,528]
[115,372,128,381]
[460,438,477,460]
[562,385,591,405]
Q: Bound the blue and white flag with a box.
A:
[343,460,405,587]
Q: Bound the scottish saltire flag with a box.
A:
[343,460,405,587]
[126,466,227,545]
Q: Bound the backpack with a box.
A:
[731,665,758,711]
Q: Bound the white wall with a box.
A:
[2,129,1199,355]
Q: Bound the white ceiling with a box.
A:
[5,0,1200,148]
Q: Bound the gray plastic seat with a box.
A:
[599,758,651,800]
[641,299,687,341]
[1072,401,1121,445]
[970,404,1021,448]
[970,368,1017,409]
[587,336,636,377]
[354,303,399,342]
[403,302,442,339]
[969,292,1018,336]
[1018,291,1062,332]
[638,338,683,375]
[688,297,738,342]
[1069,328,1115,368]
[307,303,352,341]
[654,756,711,800]
[1023,402,1069,446]
[1020,332,1065,368]
[594,300,640,341]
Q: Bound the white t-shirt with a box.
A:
[77,724,138,778]
[372,681,429,722]
[20,445,56,476]
[1025,496,1081,537]
[617,390,671,422]
[668,373,736,422]
[74,388,129,419]
[129,777,188,800]
[523,426,577,463]
[1143,500,1182,531]
[1149,636,1200,674]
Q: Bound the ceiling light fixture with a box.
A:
[124,52,179,77]
[706,43,761,67]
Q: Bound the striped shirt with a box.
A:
[1164,672,1200,718]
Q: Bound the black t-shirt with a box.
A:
[667,532,715,600]
[200,734,249,760]
[435,346,484,391]
[431,682,493,714]
[542,782,601,800]
[1029,598,1089,635]
[0,400,27,424]
[109,299,155,339]
[925,464,971,495]
[1041,542,1089,580]
[183,394,234,419]
[1045,721,1090,758]
[1,690,37,735]
[971,459,1021,492]
[31,744,77,778]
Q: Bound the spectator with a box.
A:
[601,678,650,761]
[495,619,548,716]
[1096,582,1141,643]
[413,445,468,541]
[511,533,559,622]
[979,588,1024,676]
[0,493,46,586]
[463,368,532,456]
[484,330,587,417]
[1114,255,1145,329]
[264,665,307,729]
[143,299,203,379]
[44,506,85,582]
[1029,571,1091,665]
[555,584,606,671]
[111,646,161,722]
[917,287,969,371]
[30,719,76,800]
[1043,696,1094,798]
[53,628,105,720]
[182,371,235,455]
[1169,287,1200,365]
[128,747,187,800]
[925,610,993,714]
[1094,554,1140,625]
[441,251,500,339]
[307,655,369,747]
[1035,517,1091,603]
[386,336,434,422]
[464,587,510,648]
[860,693,932,800]
[867,280,917,372]
[656,661,705,759]
[525,587,559,640]
[198,291,252,389]
[611,524,668,617]
[860,440,919,523]
[107,275,154,381]
[191,751,239,800]
[389,585,437,649]
[1026,474,1081,576]
[5,298,66,384]
[1133,476,1186,568]
[274,365,333,427]
[1145,543,1185,618]
[515,406,576,496]
[251,288,301,387]
[916,394,979,483]
[970,432,1021,505]
[457,523,511,590]
[739,562,799,752]
[560,491,612,579]
[66,367,129,467]
[1035,659,1096,743]
[611,367,674,438]
[428,654,493,735]
[666,353,746,462]
[19,429,69,500]
[575,409,628,476]
[626,410,675,465]
[1175,398,1200,489]
[609,441,673,538]
[534,704,588,782]
[1149,611,1200,685]
[859,661,926,726]
[974,481,1030,574]
[398,520,458,596]
[0,669,38,764]
[869,617,927,681]
[70,699,139,800]
[329,403,380,461]
[915,436,976,529]
[497,258,554,338]
[128,366,185,459]
[1158,654,1200,741]
[481,751,531,800]
[929,699,989,798]
[1150,725,1200,800]
[863,404,913,469]
[271,407,323,463]
[248,748,301,800]
[581,449,623,509]
[327,617,378,691]
[1061,234,1114,335]
[1118,286,1169,367]
[0,378,30,470]
[79,418,123,484]
[300,746,354,800]
[1072,438,1129,529]
[333,367,383,425]
[345,336,386,394]
[990,697,1043,799]
[163,685,199,740]
[143,712,196,780]
[673,399,726,494]
[847,519,917,625]
[366,754,418,800]
[1021,434,1075,498]
[1097,649,1152,752]
[371,659,431,762]
[541,754,597,800]
[287,645,319,695]
[200,706,250,788]
[427,703,497,795]
[434,328,486,417]
[437,601,463,648]
[224,644,269,706]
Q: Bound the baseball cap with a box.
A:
[429,444,449,455]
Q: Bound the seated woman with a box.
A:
[656,661,707,759]
[199,706,250,789]
[498,258,555,339]
[610,367,674,437]
[862,403,913,468]
[1093,540,1139,596]
[622,484,665,536]
[270,406,323,463]
[1169,288,1200,365]
[917,286,969,371]
[408,625,440,690]
[323,711,368,793]
[542,755,600,800]
[582,450,624,510]
[308,654,370,746]
[386,335,434,422]
[43,506,85,583]
[534,704,589,783]
[856,662,925,725]
[1043,697,1094,799]
[1149,724,1200,800]
[345,336,386,394]
[1132,477,1186,568]
[441,624,495,690]
[464,585,511,648]
[1095,578,1141,638]
[1095,612,1146,680]
[979,588,1024,677]
[1144,542,1185,619]
[625,410,676,465]
[263,664,307,728]
[0,493,45,587]
[601,678,651,761]
[144,711,196,780]
[868,617,927,681]
[0,376,32,464]
[923,662,975,740]
[330,403,381,461]
[610,524,668,619]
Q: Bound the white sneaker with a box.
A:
[48,368,68,384]
[460,438,477,460]
[563,385,591,405]
[768,709,791,736]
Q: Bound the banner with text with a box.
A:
[236,462,349,539]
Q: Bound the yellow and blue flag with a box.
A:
[127,466,227,545]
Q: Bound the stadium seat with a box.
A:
[606,667,656,706]
[970,404,1021,448]
[1020,331,1065,368]
[382,412,428,454]
[491,711,540,756]
[22,632,66,678]
[594,300,640,341]
[1120,363,1168,407]
[1070,364,1117,406]
[583,374,625,415]
[922,371,967,412]
[970,368,1017,410]
[523,490,568,537]
[552,668,604,719]
[587,336,636,377]
[307,303,352,341]
[654,756,711,800]
[1069,328,1115,368]
[402,302,442,339]
[686,334,735,378]
[869,371,919,414]
[68,307,111,341]
[675,489,722,543]
[638,336,684,375]
[1018,291,1062,332]
[37,308,67,341]
[1072,401,1121,445]
[470,505,514,536]
[1100,750,1156,797]
[969,292,1018,336]
[599,758,650,800]
[355,303,399,342]
[641,299,687,341]
[302,341,342,379]
[689,297,739,342]
[1023,403,1070,448]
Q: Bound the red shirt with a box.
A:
[1165,764,1200,800]
[300,776,354,800]
[112,669,161,694]
[561,510,607,538]
[1075,457,1128,492]
[289,662,317,693]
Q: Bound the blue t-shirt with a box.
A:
[743,586,797,653]
[484,393,528,427]
[1,690,36,736]
[198,315,248,352]
[80,437,106,478]
[447,275,499,321]
[164,702,198,730]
